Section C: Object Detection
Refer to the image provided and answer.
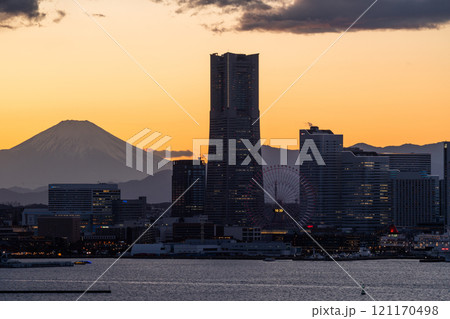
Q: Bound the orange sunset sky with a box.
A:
[1,0,449,152]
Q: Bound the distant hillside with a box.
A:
[353,142,444,178]
[0,120,169,189]
[0,188,47,206]
[0,170,172,205]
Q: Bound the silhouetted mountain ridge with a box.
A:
[0,120,168,189]
[0,121,445,205]
[352,142,444,177]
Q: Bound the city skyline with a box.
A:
[1,0,450,152]
[2,0,450,306]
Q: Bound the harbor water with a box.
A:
[0,258,449,301]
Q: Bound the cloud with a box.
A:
[0,0,67,29]
[0,24,14,29]
[0,0,43,22]
[151,0,450,34]
[53,10,65,24]
[154,149,194,159]
[201,21,228,33]
[239,0,450,33]
[155,0,272,13]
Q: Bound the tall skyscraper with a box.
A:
[444,142,450,227]
[206,52,264,226]
[341,148,391,233]
[172,160,206,218]
[299,126,343,228]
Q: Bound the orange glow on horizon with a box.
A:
[0,0,449,151]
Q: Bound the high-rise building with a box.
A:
[48,184,120,230]
[444,142,450,227]
[49,184,120,212]
[389,171,440,228]
[384,153,431,175]
[299,126,343,228]
[172,160,206,218]
[206,52,264,226]
[341,148,391,233]
[440,179,446,225]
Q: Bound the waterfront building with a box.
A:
[48,183,120,230]
[37,216,81,243]
[440,179,446,225]
[390,171,440,229]
[130,240,297,257]
[223,226,261,242]
[444,142,450,227]
[172,160,206,218]
[414,232,450,250]
[299,126,343,228]
[206,52,264,226]
[341,148,391,233]
[22,208,53,227]
[112,196,147,224]
[173,220,215,242]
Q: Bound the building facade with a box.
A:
[384,153,431,175]
[341,148,391,233]
[113,196,147,224]
[390,171,440,228]
[206,52,264,226]
[444,142,450,227]
[299,126,343,228]
[172,160,206,218]
[48,183,120,231]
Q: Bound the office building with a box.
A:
[299,126,343,228]
[49,183,120,212]
[48,183,120,230]
[390,171,440,228]
[444,142,450,226]
[206,52,264,226]
[172,160,206,218]
[113,197,147,224]
[341,148,391,233]
[440,179,446,225]
[384,153,431,175]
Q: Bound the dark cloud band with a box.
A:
[0,0,68,29]
[0,0,40,19]
[151,0,450,33]
[239,0,450,33]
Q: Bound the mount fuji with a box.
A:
[0,120,168,190]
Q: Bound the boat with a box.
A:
[74,261,92,265]
[1,252,73,268]
[263,257,276,262]
[361,284,366,295]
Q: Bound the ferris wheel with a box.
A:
[247,165,316,229]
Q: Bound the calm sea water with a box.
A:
[0,259,449,301]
